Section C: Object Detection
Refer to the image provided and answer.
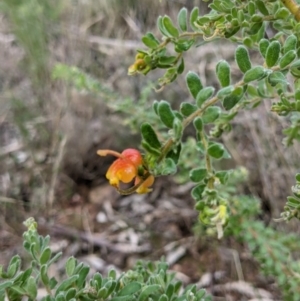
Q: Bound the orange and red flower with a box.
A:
[97,148,154,194]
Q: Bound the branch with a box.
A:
[281,0,300,21]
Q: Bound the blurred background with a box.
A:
[0,0,299,299]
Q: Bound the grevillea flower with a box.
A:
[97,148,154,194]
[135,174,155,194]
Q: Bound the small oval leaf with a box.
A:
[141,123,161,149]
[216,60,231,87]
[202,106,221,123]
[265,40,281,68]
[243,66,268,83]
[207,143,225,159]
[235,46,252,73]
[157,101,175,128]
[196,86,215,107]
[190,168,207,182]
[177,7,188,31]
[163,15,179,37]
[186,71,203,99]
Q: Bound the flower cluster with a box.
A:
[97,148,154,194]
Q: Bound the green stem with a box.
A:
[200,131,214,189]
[159,80,245,162]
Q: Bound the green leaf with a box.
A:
[248,22,263,35]
[177,7,188,31]
[248,1,256,15]
[283,35,297,54]
[105,280,117,298]
[251,14,263,23]
[40,247,51,265]
[14,267,32,284]
[275,7,290,20]
[7,255,21,279]
[110,296,134,301]
[256,0,269,15]
[196,289,207,299]
[259,39,269,58]
[235,46,252,73]
[65,288,76,301]
[163,15,179,37]
[217,85,234,98]
[158,294,168,301]
[216,60,231,87]
[141,141,161,156]
[47,252,62,266]
[223,87,244,110]
[215,170,231,184]
[186,71,203,99]
[117,282,142,297]
[191,184,206,200]
[76,266,89,289]
[93,273,102,289]
[166,143,181,164]
[161,158,177,175]
[173,118,183,140]
[55,275,79,296]
[290,60,300,77]
[65,257,76,278]
[254,21,266,43]
[287,196,300,207]
[225,26,240,38]
[196,86,215,107]
[190,168,207,182]
[142,33,159,49]
[97,287,108,298]
[157,101,175,128]
[193,117,203,132]
[265,41,281,68]
[40,265,50,286]
[267,71,288,87]
[207,143,225,159]
[197,16,211,25]
[189,7,199,31]
[296,173,300,182]
[26,276,37,299]
[141,123,161,149]
[49,277,58,290]
[157,16,170,37]
[138,284,161,301]
[243,37,253,48]
[180,102,197,116]
[279,50,296,69]
[177,58,185,74]
[247,85,259,97]
[153,100,159,115]
[158,56,177,66]
[243,66,268,83]
[0,281,13,291]
[202,106,221,123]
[175,39,194,52]
[165,283,174,299]
[10,285,27,295]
